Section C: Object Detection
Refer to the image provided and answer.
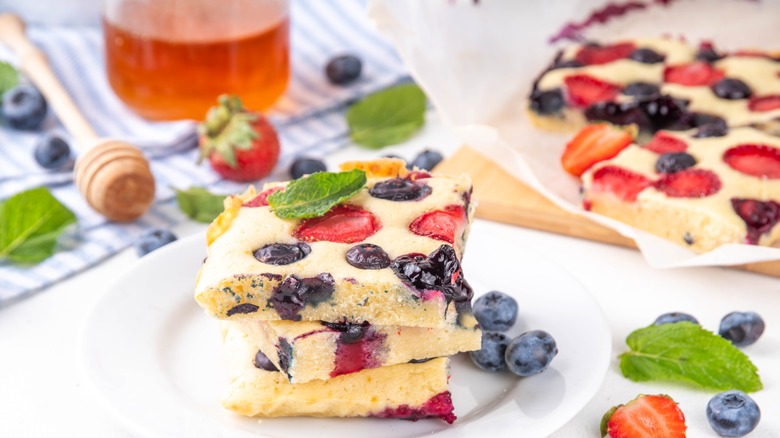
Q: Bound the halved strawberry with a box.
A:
[294,205,381,243]
[575,42,635,66]
[564,74,622,108]
[747,94,780,112]
[723,144,780,179]
[663,61,725,86]
[561,123,635,177]
[409,205,467,244]
[654,169,722,198]
[590,165,651,202]
[643,132,688,154]
[242,186,283,207]
[603,394,686,438]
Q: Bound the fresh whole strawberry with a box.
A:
[198,95,280,182]
[602,394,687,438]
[561,123,635,177]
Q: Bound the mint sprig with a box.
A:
[268,169,366,219]
[619,322,762,392]
[346,83,426,149]
[0,61,19,96]
[174,187,225,223]
[0,187,77,264]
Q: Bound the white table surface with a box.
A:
[2,112,779,438]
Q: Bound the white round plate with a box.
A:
[81,221,611,437]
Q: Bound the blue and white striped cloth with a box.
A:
[0,0,408,304]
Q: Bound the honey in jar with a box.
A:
[103,0,289,121]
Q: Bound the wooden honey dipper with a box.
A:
[0,14,155,222]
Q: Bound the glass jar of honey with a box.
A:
[103,0,289,121]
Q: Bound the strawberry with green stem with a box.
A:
[198,95,280,182]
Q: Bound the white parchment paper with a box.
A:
[368,0,780,268]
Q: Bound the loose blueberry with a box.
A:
[707,390,761,437]
[382,154,403,160]
[653,312,699,325]
[369,178,432,201]
[694,119,729,138]
[473,291,518,331]
[629,48,665,64]
[530,88,565,115]
[346,243,391,269]
[712,78,752,100]
[34,133,72,170]
[254,242,311,265]
[325,54,362,85]
[623,82,661,99]
[1,84,48,130]
[391,245,473,304]
[409,150,444,171]
[323,321,370,344]
[655,152,697,174]
[134,228,177,256]
[253,350,279,371]
[719,311,765,347]
[289,157,327,179]
[469,331,510,372]
[505,330,558,377]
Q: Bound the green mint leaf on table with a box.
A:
[619,322,762,392]
[0,61,19,95]
[268,169,366,219]
[0,187,77,264]
[346,83,426,149]
[175,187,226,223]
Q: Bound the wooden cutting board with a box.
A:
[436,146,780,278]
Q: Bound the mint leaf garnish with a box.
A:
[0,187,77,264]
[174,187,226,223]
[619,322,762,392]
[346,83,426,149]
[268,169,366,219]
[0,61,18,96]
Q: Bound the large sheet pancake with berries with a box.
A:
[437,146,780,278]
[370,0,780,268]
